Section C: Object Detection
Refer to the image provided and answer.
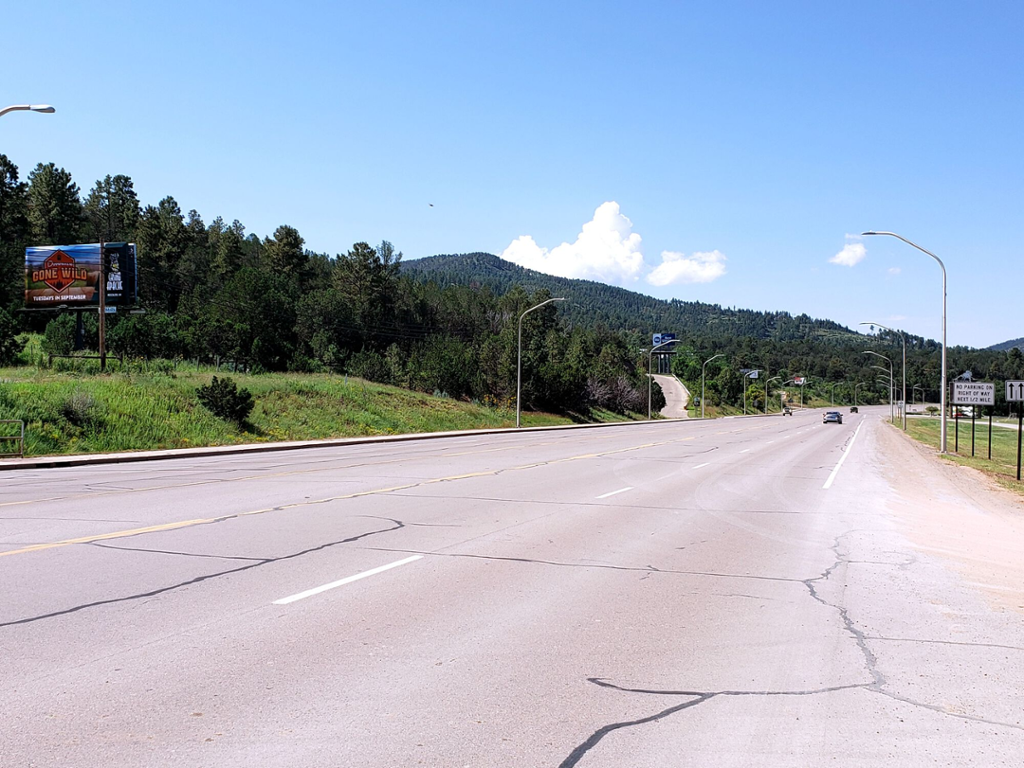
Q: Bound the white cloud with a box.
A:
[498,202,727,289]
[499,202,645,284]
[888,267,901,275]
[829,240,866,267]
[648,250,727,286]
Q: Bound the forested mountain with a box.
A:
[403,252,857,342]
[988,337,1024,352]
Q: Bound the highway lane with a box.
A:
[3,408,1023,766]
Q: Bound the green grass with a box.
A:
[905,415,1024,490]
[0,358,590,457]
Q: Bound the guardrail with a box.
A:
[0,420,25,458]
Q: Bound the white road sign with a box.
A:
[1006,380,1024,402]
[952,381,994,406]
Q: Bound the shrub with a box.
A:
[196,376,254,424]
[61,391,100,427]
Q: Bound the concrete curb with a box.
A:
[0,415,702,472]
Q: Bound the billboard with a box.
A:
[652,333,677,347]
[25,243,137,309]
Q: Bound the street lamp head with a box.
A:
[30,105,55,113]
[861,231,879,236]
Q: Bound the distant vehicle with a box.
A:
[850,406,858,413]
[823,411,843,424]
[783,406,793,416]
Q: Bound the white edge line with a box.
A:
[693,462,710,469]
[273,555,423,605]
[822,422,864,490]
[739,449,751,453]
[596,486,633,499]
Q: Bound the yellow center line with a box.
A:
[0,435,688,559]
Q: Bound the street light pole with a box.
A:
[516,297,565,428]
[862,322,907,430]
[863,231,947,452]
[0,104,56,119]
[865,351,894,423]
[913,385,925,408]
[701,353,723,420]
[648,339,680,419]
[854,381,866,406]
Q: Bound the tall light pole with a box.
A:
[863,231,947,452]
[913,385,925,408]
[854,381,866,405]
[516,297,565,428]
[862,322,907,430]
[766,376,781,413]
[701,353,723,420]
[865,351,894,423]
[829,382,839,407]
[648,338,679,419]
[0,104,56,119]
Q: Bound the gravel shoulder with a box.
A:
[877,421,1024,615]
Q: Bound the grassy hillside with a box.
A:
[0,357,583,457]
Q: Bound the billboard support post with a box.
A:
[98,241,106,371]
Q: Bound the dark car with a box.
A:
[823,411,843,424]
[850,406,859,413]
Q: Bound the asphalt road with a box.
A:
[3,407,1023,766]
[650,374,689,418]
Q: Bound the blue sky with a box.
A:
[3,1,1021,347]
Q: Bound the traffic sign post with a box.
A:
[953,382,994,456]
[988,407,993,461]
[1006,381,1024,480]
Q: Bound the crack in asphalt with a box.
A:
[90,543,267,562]
[558,678,869,768]
[803,536,1024,732]
[865,635,1024,653]
[0,517,405,629]
[372,548,806,585]
[560,532,1024,765]
[801,534,885,688]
